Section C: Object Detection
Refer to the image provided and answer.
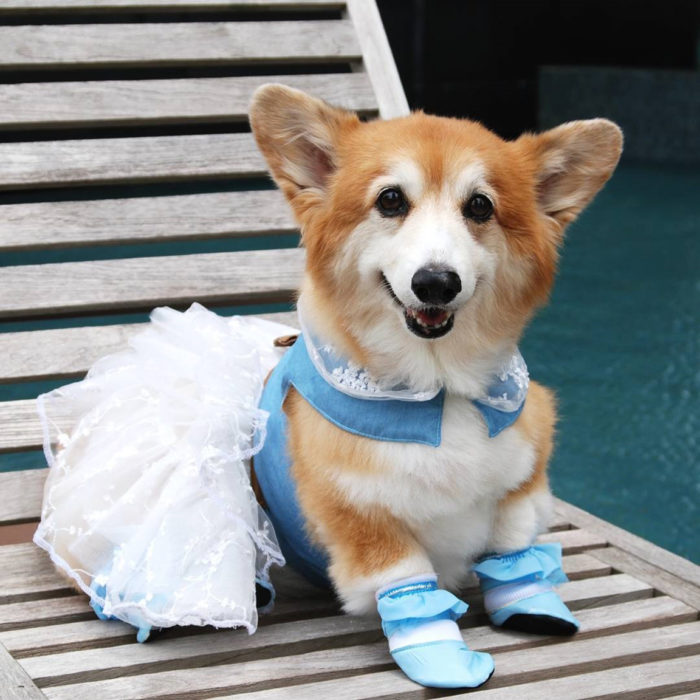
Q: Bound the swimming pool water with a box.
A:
[521,162,699,563]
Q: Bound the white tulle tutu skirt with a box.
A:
[34,304,297,634]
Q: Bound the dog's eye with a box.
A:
[376,187,408,217]
[464,194,494,222]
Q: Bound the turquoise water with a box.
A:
[2,162,697,563]
[521,162,699,563]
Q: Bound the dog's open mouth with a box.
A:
[381,274,455,339]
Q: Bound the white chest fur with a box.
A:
[330,394,536,588]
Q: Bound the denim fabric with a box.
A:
[254,335,524,585]
[474,399,524,437]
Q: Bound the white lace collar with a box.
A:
[296,300,529,410]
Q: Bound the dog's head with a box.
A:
[250,85,622,393]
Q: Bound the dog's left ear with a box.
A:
[520,119,623,233]
[249,84,359,211]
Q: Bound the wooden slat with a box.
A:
[0,641,45,700]
[222,653,700,700]
[0,325,144,384]
[0,132,265,190]
[0,400,40,454]
[555,573,653,610]
[14,572,654,685]
[0,542,65,604]
[555,498,700,593]
[4,592,693,666]
[34,622,700,699]
[0,596,91,633]
[0,0,344,11]
[18,614,383,685]
[537,528,607,553]
[346,0,408,119]
[0,190,297,252]
[0,247,304,319]
[0,21,360,70]
[557,553,611,580]
[0,73,376,131]
[467,655,700,699]
[0,473,46,527]
[592,546,700,610]
[0,311,298,384]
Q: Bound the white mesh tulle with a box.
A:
[34,304,298,634]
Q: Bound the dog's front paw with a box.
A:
[392,640,494,689]
[473,542,579,636]
[377,576,494,689]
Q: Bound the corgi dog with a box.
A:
[34,83,622,692]
[249,84,622,688]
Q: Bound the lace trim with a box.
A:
[479,349,529,413]
[297,298,439,402]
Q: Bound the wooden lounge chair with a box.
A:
[0,1,698,696]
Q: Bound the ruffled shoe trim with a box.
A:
[472,543,568,587]
[377,588,468,623]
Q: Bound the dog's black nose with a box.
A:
[411,266,462,305]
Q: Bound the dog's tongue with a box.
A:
[416,308,449,326]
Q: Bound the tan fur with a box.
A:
[284,388,421,587]
[505,380,557,503]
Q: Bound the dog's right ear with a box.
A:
[249,84,359,212]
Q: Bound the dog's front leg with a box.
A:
[302,487,494,689]
[474,383,579,636]
[286,392,493,689]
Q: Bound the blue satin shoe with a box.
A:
[473,543,579,636]
[377,577,494,688]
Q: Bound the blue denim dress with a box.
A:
[254,335,525,587]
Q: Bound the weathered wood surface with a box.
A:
[0,400,41,453]
[346,0,408,119]
[592,545,700,610]
[25,622,700,699]
[0,190,297,251]
[556,499,700,593]
[0,473,46,527]
[1,490,698,697]
[209,655,700,700]
[0,21,360,70]
[4,594,692,660]
[0,133,266,190]
[0,248,305,318]
[9,575,661,684]
[0,73,376,131]
[0,641,44,700]
[0,0,344,11]
[0,311,298,383]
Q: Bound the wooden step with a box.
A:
[196,653,700,700]
[27,620,700,697]
[0,132,266,190]
[0,73,376,131]
[0,248,305,319]
[0,20,360,71]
